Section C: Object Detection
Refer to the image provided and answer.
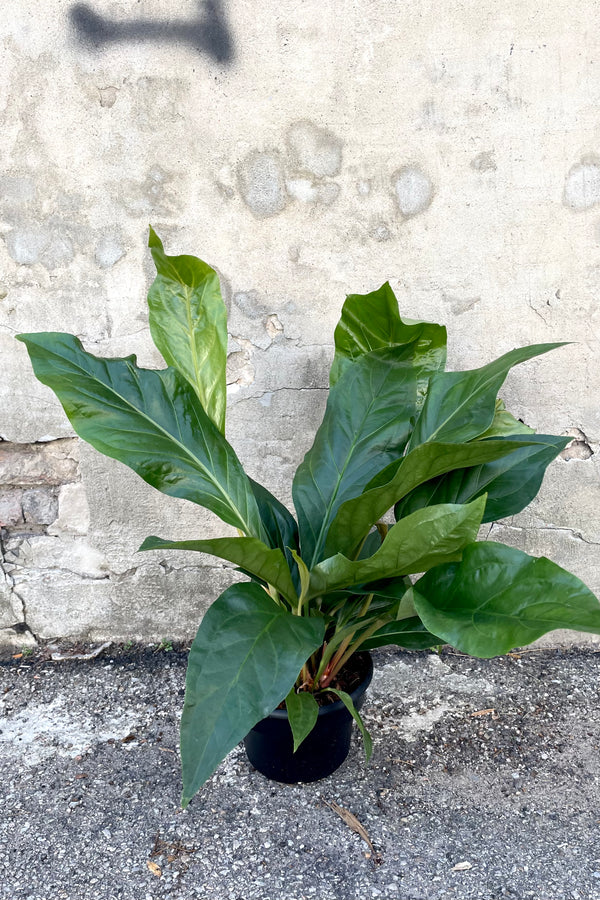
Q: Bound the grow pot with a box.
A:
[243,652,373,783]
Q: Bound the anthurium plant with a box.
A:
[17,230,600,807]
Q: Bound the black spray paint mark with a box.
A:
[69,1,234,63]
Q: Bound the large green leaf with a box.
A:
[148,228,228,432]
[395,434,570,524]
[412,542,600,657]
[139,535,298,605]
[180,582,325,806]
[361,617,442,650]
[308,496,486,599]
[330,282,447,388]
[324,438,537,560]
[408,343,567,449]
[293,347,418,567]
[17,333,264,538]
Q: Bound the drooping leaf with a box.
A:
[148,228,228,432]
[293,347,418,567]
[361,617,442,651]
[324,438,537,561]
[180,582,325,806]
[285,689,319,752]
[139,535,298,605]
[330,282,447,391]
[327,689,373,761]
[395,434,570,524]
[412,542,600,657]
[408,343,567,449]
[17,333,264,538]
[308,496,486,599]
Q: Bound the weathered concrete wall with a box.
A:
[1,1,599,644]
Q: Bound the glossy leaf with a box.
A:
[395,434,570,524]
[139,535,298,605]
[308,496,486,599]
[412,542,600,657]
[180,582,325,806]
[324,438,536,560]
[293,346,418,567]
[286,689,319,752]
[148,228,228,432]
[361,617,442,650]
[17,333,264,538]
[408,343,567,449]
[330,282,447,391]
[327,689,373,761]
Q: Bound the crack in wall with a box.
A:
[0,528,39,642]
[112,562,231,581]
[488,521,600,547]
[14,565,111,582]
[238,385,329,403]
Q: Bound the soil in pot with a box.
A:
[243,652,373,784]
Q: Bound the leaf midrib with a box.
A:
[47,345,254,535]
[184,283,204,405]
[424,368,502,444]
[308,367,398,567]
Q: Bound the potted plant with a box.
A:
[17,230,600,808]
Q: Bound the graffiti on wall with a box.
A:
[69,1,234,63]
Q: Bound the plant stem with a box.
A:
[358,592,374,618]
[313,626,355,686]
[327,617,391,682]
[327,633,353,675]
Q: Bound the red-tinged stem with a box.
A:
[319,634,353,688]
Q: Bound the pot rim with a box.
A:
[265,651,373,720]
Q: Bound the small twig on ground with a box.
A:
[320,795,382,864]
[470,708,499,719]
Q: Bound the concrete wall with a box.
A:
[1,1,599,645]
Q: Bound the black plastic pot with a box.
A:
[243,652,373,783]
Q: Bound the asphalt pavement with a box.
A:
[1,643,599,900]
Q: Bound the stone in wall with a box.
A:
[0,438,83,642]
[0,439,79,488]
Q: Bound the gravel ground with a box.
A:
[1,643,599,900]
